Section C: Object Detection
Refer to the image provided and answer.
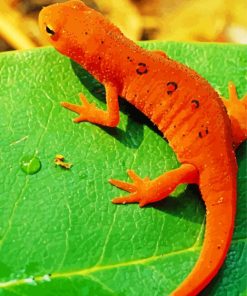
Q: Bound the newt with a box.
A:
[39,1,247,295]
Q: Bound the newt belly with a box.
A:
[39,1,247,295]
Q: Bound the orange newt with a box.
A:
[39,1,247,295]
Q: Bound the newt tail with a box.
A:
[173,181,236,295]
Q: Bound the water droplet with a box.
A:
[20,155,41,175]
[79,172,87,179]
[42,274,51,282]
[24,277,37,285]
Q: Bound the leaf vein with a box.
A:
[0,244,199,288]
[86,275,116,295]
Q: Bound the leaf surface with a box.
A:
[0,42,246,296]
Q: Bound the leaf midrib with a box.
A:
[0,237,245,289]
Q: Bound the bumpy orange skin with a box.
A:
[39,1,247,295]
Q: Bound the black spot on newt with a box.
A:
[199,128,209,138]
[191,99,200,109]
[167,82,177,95]
[136,63,148,75]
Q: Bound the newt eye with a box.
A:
[45,25,55,36]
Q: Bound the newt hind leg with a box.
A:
[221,82,247,148]
[110,164,198,207]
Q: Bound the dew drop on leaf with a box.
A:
[24,277,37,285]
[42,274,51,282]
[79,172,87,179]
[20,155,41,175]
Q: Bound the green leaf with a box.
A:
[0,42,246,296]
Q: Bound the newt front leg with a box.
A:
[61,83,120,127]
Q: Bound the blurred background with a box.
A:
[0,0,247,52]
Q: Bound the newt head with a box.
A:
[39,0,98,60]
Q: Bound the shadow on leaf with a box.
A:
[70,60,165,148]
[147,185,205,225]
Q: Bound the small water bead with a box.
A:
[79,172,87,179]
[42,274,51,282]
[24,277,37,285]
[20,155,41,175]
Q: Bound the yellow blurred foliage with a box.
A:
[137,0,247,43]
[0,0,246,51]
